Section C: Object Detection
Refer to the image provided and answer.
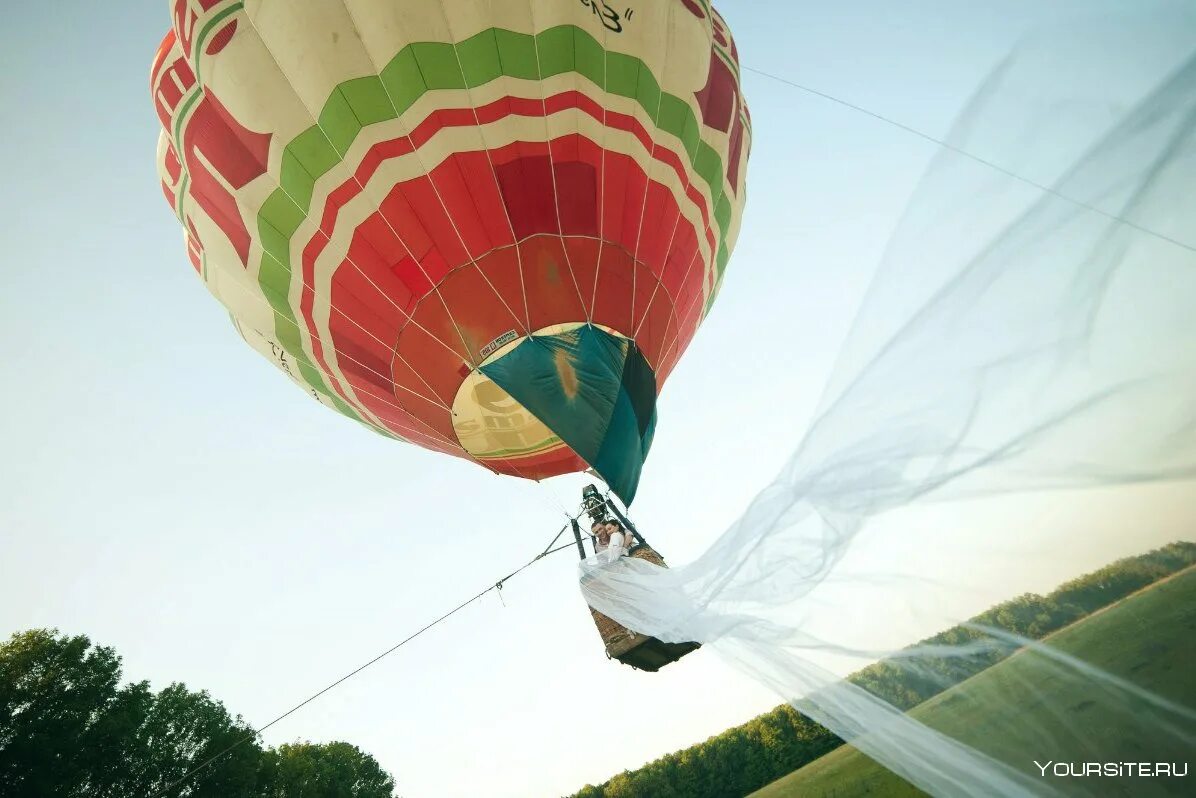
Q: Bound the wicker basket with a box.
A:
[587,546,700,671]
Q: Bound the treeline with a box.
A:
[568,541,1196,798]
[0,630,396,798]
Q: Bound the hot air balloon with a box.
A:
[152,0,749,506]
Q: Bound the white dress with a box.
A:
[594,532,628,564]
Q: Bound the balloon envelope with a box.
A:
[152,0,750,502]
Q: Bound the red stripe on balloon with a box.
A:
[294,95,716,448]
[301,91,716,313]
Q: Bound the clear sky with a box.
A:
[2,2,1192,797]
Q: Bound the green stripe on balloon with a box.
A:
[258,24,734,262]
[255,251,364,423]
[165,3,246,230]
[189,2,245,85]
[469,437,566,460]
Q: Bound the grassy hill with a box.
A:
[749,565,1196,798]
[566,542,1196,798]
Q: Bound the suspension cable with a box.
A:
[153,534,579,797]
[742,64,1196,256]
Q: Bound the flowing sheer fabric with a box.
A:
[581,13,1196,797]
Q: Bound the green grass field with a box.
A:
[750,566,1196,798]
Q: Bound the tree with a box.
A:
[258,742,396,798]
[0,629,148,798]
[120,683,262,798]
[0,630,397,798]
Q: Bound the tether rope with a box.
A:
[152,533,580,797]
[742,65,1196,256]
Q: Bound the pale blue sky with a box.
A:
[1,2,1192,797]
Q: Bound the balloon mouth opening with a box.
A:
[450,323,657,502]
[451,323,589,470]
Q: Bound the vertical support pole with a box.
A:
[571,518,587,560]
